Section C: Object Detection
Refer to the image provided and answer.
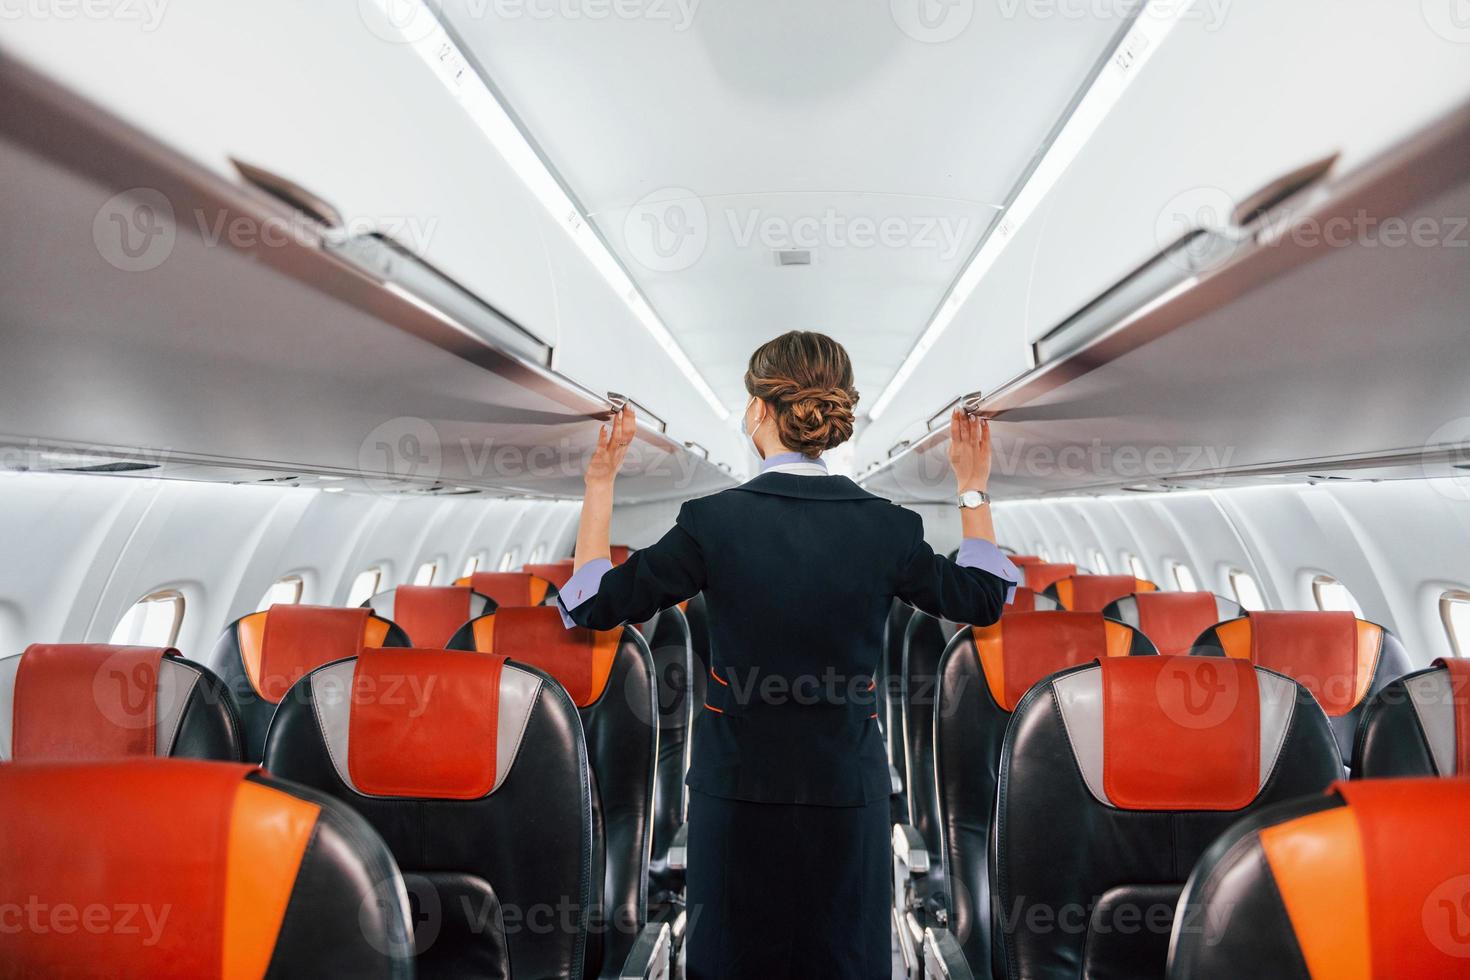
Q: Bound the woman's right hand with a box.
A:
[947,409,993,492]
[585,407,637,492]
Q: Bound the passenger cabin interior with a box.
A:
[3,2,1470,978]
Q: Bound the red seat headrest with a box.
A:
[12,644,175,761]
[523,561,575,590]
[1213,612,1381,716]
[972,612,1138,711]
[456,571,551,607]
[0,760,316,976]
[388,585,477,648]
[245,605,386,703]
[1053,574,1157,612]
[1023,563,1075,593]
[1101,656,1261,811]
[347,648,508,799]
[1132,591,1223,656]
[460,606,619,707]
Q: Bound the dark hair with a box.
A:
[743,331,859,458]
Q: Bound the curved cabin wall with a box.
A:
[994,477,1470,665]
[0,474,577,662]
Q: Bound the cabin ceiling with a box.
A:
[445,0,1134,411]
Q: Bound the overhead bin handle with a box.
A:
[231,159,343,229]
[924,391,987,431]
[1232,153,1339,229]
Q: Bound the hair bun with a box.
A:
[743,331,860,458]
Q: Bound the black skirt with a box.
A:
[684,790,892,980]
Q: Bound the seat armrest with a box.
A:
[892,823,930,875]
[889,763,904,796]
[923,927,975,980]
[666,823,688,872]
[620,921,672,980]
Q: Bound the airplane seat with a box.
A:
[914,612,1155,975]
[524,560,576,593]
[1022,562,1076,595]
[1103,592,1245,655]
[0,644,241,762]
[1043,573,1158,611]
[261,646,625,980]
[1004,586,1061,613]
[363,584,494,647]
[0,759,413,978]
[1352,657,1470,778]
[882,598,917,812]
[454,570,554,607]
[1005,554,1043,566]
[206,604,408,763]
[1168,778,1470,980]
[899,611,964,861]
[639,603,695,921]
[683,592,711,721]
[1192,612,1413,768]
[446,606,660,979]
[991,656,1341,980]
[610,544,632,565]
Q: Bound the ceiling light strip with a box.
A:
[868,0,1194,421]
[367,0,730,420]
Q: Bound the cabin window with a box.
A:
[258,575,303,611]
[1312,575,1363,616]
[462,554,480,578]
[1059,546,1077,565]
[498,548,520,572]
[346,568,382,606]
[413,561,438,586]
[527,543,547,564]
[1036,545,1052,562]
[1440,591,1470,658]
[1172,563,1199,592]
[110,590,185,647]
[1230,570,1266,611]
[1125,553,1148,581]
[1090,549,1109,574]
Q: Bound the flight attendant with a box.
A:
[557,331,1018,980]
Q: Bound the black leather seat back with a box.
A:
[1169,778,1470,979]
[0,644,240,762]
[641,604,693,911]
[901,610,962,854]
[1193,611,1412,767]
[935,613,1154,971]
[263,647,594,980]
[448,606,657,978]
[994,656,1341,980]
[1353,658,1470,777]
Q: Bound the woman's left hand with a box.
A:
[585,407,637,491]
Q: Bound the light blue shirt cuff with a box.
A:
[956,538,1021,605]
[554,558,614,629]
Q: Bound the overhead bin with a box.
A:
[0,58,734,504]
[862,96,1470,501]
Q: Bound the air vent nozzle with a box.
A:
[776,249,812,266]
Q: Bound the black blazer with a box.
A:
[563,472,1008,806]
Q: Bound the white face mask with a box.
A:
[740,397,766,461]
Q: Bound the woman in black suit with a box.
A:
[556,331,1018,980]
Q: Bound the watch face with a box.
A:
[960,490,985,508]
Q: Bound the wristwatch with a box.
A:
[957,489,990,509]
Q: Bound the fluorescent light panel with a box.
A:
[369,0,730,420]
[868,0,1193,421]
